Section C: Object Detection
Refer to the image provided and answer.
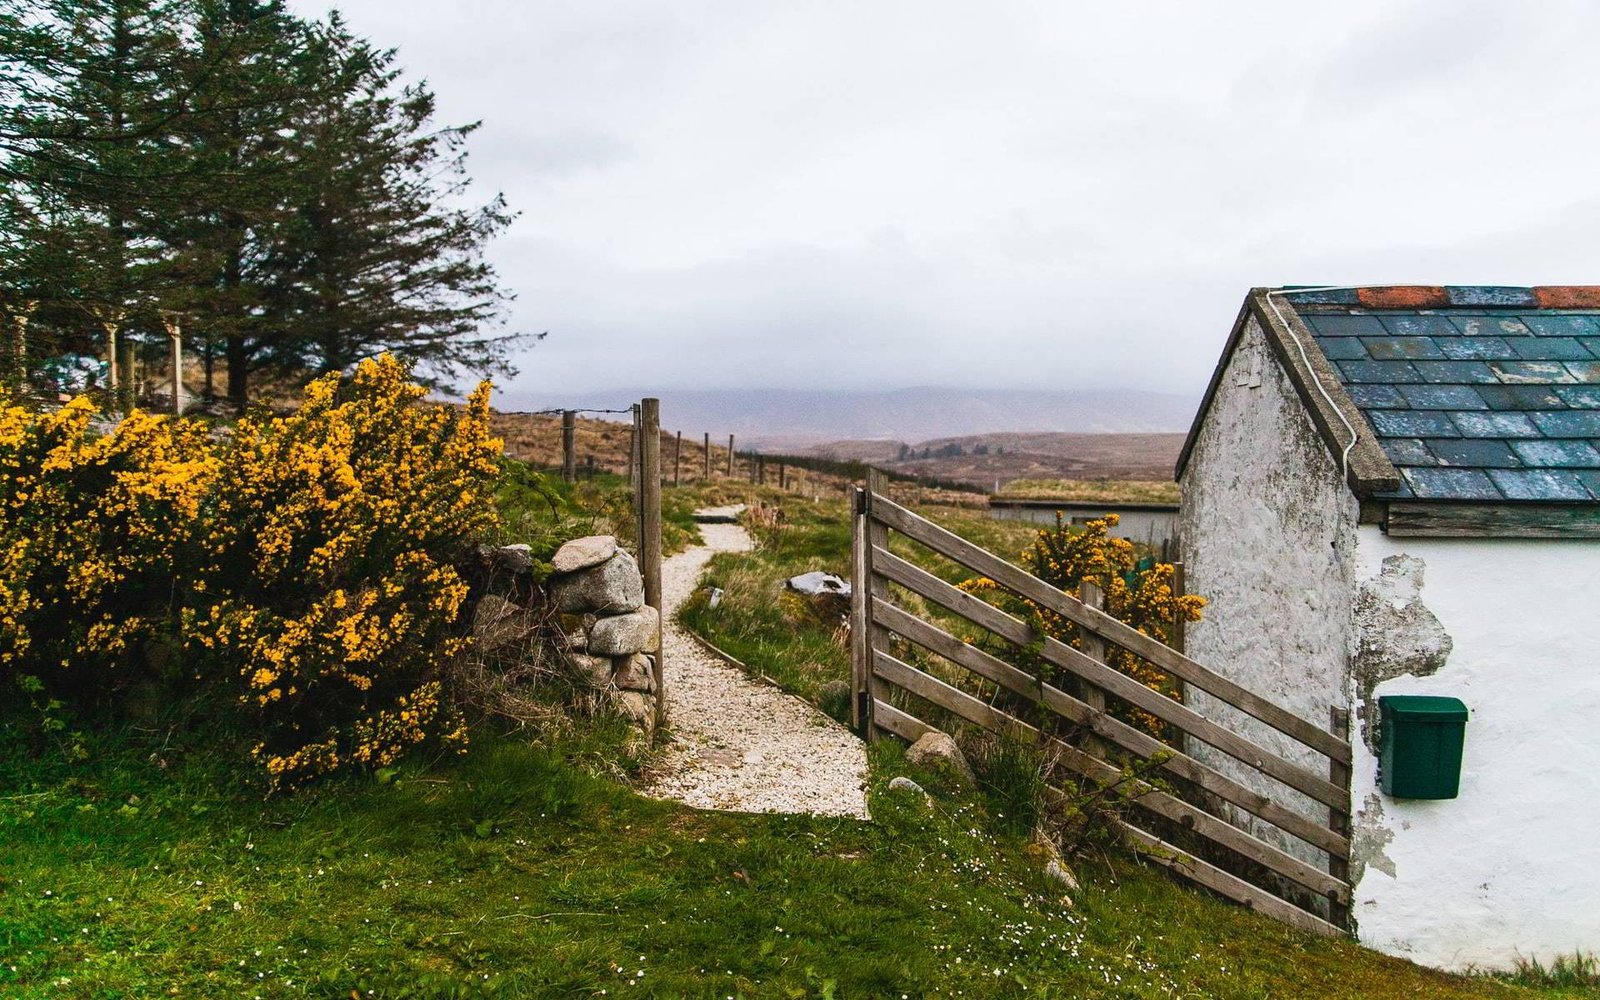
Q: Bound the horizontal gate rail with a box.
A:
[851,482,1353,935]
[869,493,1350,764]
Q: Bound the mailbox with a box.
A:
[1379,695,1468,800]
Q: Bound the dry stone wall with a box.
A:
[549,535,659,724]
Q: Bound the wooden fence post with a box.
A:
[561,410,577,482]
[639,398,665,727]
[1172,562,1186,654]
[673,430,682,487]
[779,464,787,490]
[1078,580,1108,758]
[1328,706,1352,931]
[628,404,640,487]
[703,432,710,480]
[727,435,735,477]
[862,468,892,741]
[161,315,183,415]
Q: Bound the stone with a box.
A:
[471,594,532,653]
[786,571,851,597]
[551,535,618,575]
[887,776,933,806]
[587,605,660,656]
[566,652,613,689]
[613,653,656,692]
[1044,859,1080,892]
[906,731,975,785]
[491,543,535,575]
[552,550,644,614]
[612,690,654,724]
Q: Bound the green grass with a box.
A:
[1,718,1574,999]
[998,479,1180,505]
[677,490,1041,719]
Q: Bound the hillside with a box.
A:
[790,431,1186,490]
[496,387,1198,442]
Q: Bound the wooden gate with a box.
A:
[849,481,1353,936]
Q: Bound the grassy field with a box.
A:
[2,714,1578,999]
[0,481,1587,998]
[995,479,1181,504]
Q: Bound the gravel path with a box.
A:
[643,507,870,819]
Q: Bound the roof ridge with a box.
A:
[1279,286,1600,310]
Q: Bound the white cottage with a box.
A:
[1177,285,1600,971]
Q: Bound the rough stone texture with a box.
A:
[566,652,614,689]
[642,514,869,818]
[470,595,532,654]
[553,550,644,615]
[613,653,656,692]
[1178,314,1359,864]
[613,690,654,724]
[887,776,932,803]
[552,535,618,575]
[588,605,660,656]
[1044,859,1079,892]
[1351,554,1451,752]
[905,731,975,785]
[786,571,851,597]
[487,543,533,575]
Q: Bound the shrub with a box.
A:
[962,514,1205,737]
[0,355,503,788]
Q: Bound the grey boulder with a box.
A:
[553,550,644,614]
[552,535,619,575]
[587,605,660,656]
[613,653,656,692]
[906,731,975,785]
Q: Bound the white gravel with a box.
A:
[643,508,870,819]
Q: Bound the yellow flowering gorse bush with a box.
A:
[0,355,502,788]
[961,513,1206,739]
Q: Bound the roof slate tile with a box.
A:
[1403,467,1502,500]
[1364,337,1444,360]
[1507,337,1594,361]
[1510,439,1600,468]
[1438,336,1519,360]
[1379,315,1457,337]
[1565,361,1600,383]
[1318,337,1370,360]
[1529,411,1600,437]
[1488,360,1576,384]
[1337,360,1421,383]
[1413,361,1500,384]
[1476,384,1568,410]
[1429,439,1522,468]
[1371,410,1460,437]
[1524,315,1600,337]
[1347,384,1407,408]
[1306,314,1387,337]
[1554,386,1600,409]
[1381,438,1435,466]
[1487,468,1593,501]
[1397,384,1486,410]
[1576,471,1600,500]
[1450,315,1533,337]
[1451,411,1542,438]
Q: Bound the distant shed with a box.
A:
[1177,285,1600,971]
[986,497,1178,550]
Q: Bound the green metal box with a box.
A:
[1379,695,1468,799]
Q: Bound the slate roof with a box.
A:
[1280,286,1600,503]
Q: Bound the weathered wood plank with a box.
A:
[1384,502,1600,539]
[850,487,870,734]
[873,550,1349,812]
[871,644,1348,900]
[1118,821,1346,939]
[873,699,932,743]
[869,494,1351,766]
[872,599,1350,859]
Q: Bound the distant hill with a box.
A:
[493,386,1197,444]
[796,431,1186,490]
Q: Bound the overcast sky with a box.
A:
[291,0,1600,398]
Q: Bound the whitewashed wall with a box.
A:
[1178,315,1358,861]
[1348,527,1600,971]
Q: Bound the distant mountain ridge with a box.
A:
[494,386,1198,444]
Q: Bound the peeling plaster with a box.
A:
[1352,554,1452,752]
[1351,792,1396,884]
